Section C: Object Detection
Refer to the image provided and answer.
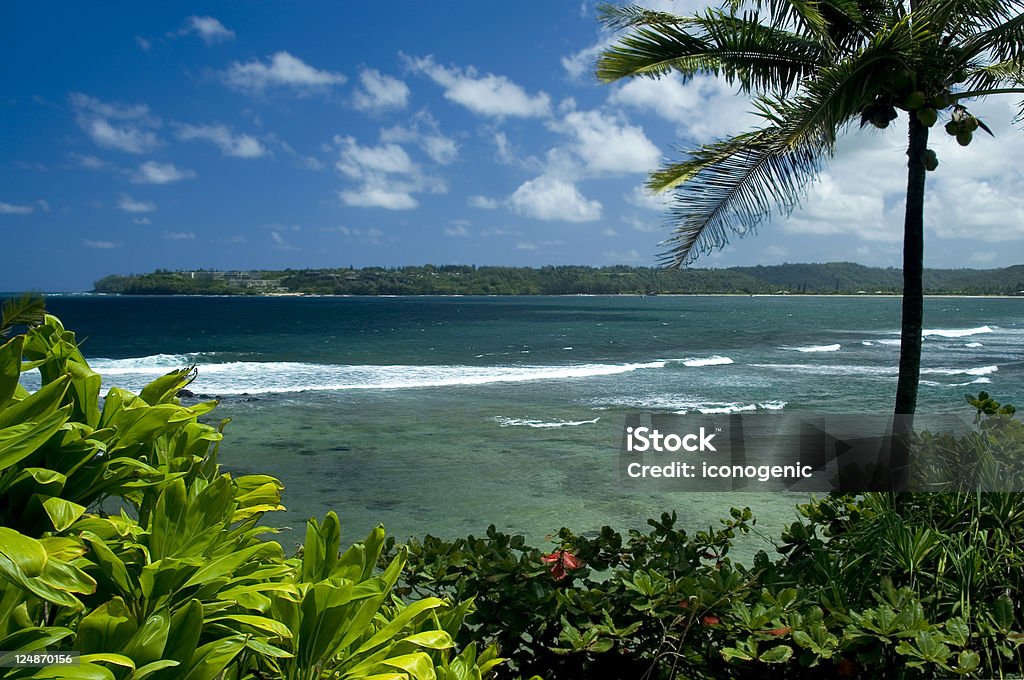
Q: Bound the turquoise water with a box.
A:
[41,295,1024,557]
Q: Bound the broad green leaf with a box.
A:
[79,653,136,669]
[380,652,437,680]
[121,609,170,667]
[42,496,87,532]
[81,531,134,598]
[353,597,446,657]
[154,599,203,680]
[29,663,116,680]
[139,368,194,407]
[38,554,96,595]
[207,614,292,639]
[0,527,47,577]
[399,630,455,650]
[759,645,793,663]
[180,541,283,591]
[76,597,137,654]
[130,660,180,679]
[0,374,70,429]
[0,627,75,657]
[180,634,246,680]
[0,335,24,411]
[0,406,71,473]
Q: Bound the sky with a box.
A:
[3,1,1024,291]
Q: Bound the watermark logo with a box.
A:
[619,412,972,493]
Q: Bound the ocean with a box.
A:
[37,294,1024,558]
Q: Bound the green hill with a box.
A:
[93,263,1024,296]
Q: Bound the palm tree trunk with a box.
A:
[884,113,929,492]
[895,115,928,416]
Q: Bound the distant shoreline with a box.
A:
[42,292,1022,299]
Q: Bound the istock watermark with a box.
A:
[618,412,977,493]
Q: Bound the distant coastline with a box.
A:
[92,262,1024,297]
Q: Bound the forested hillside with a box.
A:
[93,263,1024,296]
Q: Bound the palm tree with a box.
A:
[597,0,1024,417]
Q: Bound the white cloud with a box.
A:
[179,16,235,44]
[70,92,161,154]
[135,36,151,51]
[133,217,151,225]
[508,176,602,222]
[176,123,266,158]
[624,214,663,233]
[270,230,298,250]
[379,111,458,165]
[84,239,121,249]
[70,153,108,170]
[609,73,757,141]
[602,227,619,236]
[322,225,386,244]
[444,224,471,237]
[468,195,498,209]
[562,39,610,80]
[36,199,50,212]
[163,231,196,240]
[406,55,551,118]
[0,202,33,215]
[118,194,156,213]
[969,250,997,264]
[352,69,410,111]
[336,136,415,177]
[132,161,196,184]
[481,227,520,236]
[550,109,660,176]
[339,187,419,210]
[224,52,345,94]
[333,134,444,210]
[627,185,672,211]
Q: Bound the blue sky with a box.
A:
[3,1,1023,291]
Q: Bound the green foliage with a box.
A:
[0,311,501,679]
[94,263,1024,296]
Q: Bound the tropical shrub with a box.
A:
[0,312,501,679]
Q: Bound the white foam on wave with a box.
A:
[751,363,894,376]
[753,363,999,379]
[492,416,600,428]
[965,342,984,348]
[78,356,668,395]
[877,339,903,346]
[923,325,993,338]
[90,353,215,374]
[781,344,841,353]
[680,356,734,367]
[690,403,757,414]
[861,341,874,346]
[921,365,998,377]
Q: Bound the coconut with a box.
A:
[916,108,938,127]
[956,131,973,146]
[903,91,926,109]
[944,121,959,135]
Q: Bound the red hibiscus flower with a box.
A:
[541,549,582,580]
[701,615,721,626]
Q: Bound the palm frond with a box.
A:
[916,0,1023,39]
[597,3,690,30]
[0,293,46,337]
[959,9,1024,65]
[597,8,828,95]
[651,128,824,267]
[770,14,923,150]
[960,59,1024,121]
